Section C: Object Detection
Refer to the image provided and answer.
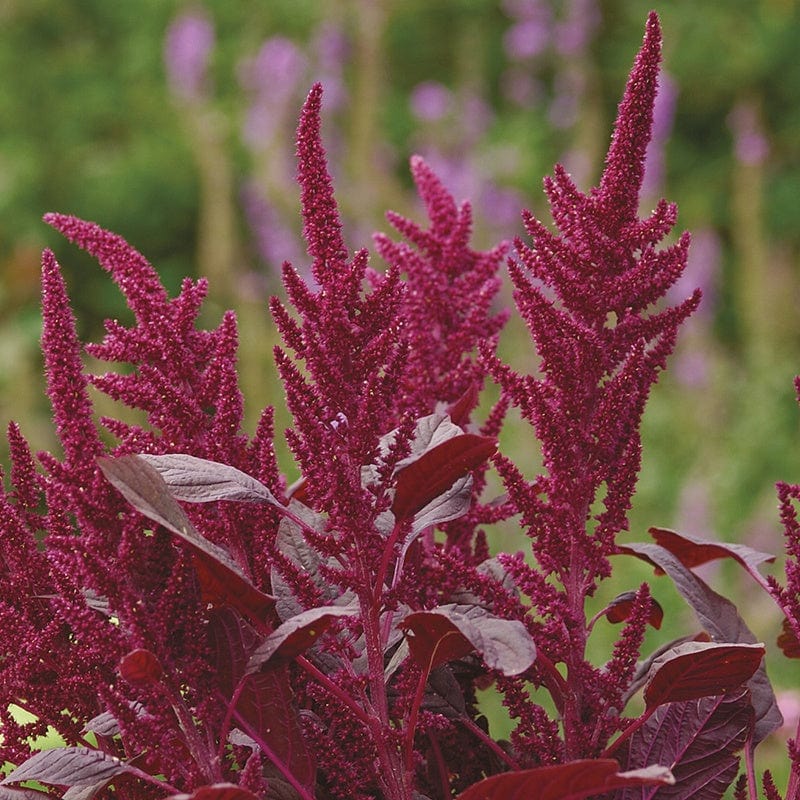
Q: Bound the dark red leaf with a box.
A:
[604,591,663,629]
[447,383,480,427]
[620,541,783,744]
[643,641,765,709]
[0,747,132,789]
[401,611,474,672]
[648,527,774,591]
[119,649,162,685]
[778,618,800,658]
[206,609,315,790]
[617,689,753,800]
[392,434,496,520]
[98,455,275,621]
[400,604,536,676]
[455,759,674,800]
[246,604,358,672]
[167,784,259,800]
[233,668,316,789]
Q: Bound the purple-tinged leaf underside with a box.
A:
[231,668,316,790]
[62,783,113,800]
[98,455,275,620]
[0,747,133,789]
[455,759,674,800]
[138,453,281,506]
[620,541,782,743]
[643,641,765,709]
[0,788,53,800]
[246,604,359,672]
[615,689,753,800]
[400,603,535,676]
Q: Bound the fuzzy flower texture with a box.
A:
[3,12,794,800]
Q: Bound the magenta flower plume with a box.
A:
[43,213,249,463]
[374,155,509,420]
[40,248,103,484]
[485,11,700,758]
[271,84,409,517]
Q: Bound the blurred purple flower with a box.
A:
[642,72,678,198]
[504,18,550,60]
[728,101,770,165]
[239,36,307,96]
[409,81,453,122]
[164,8,215,102]
[554,0,600,56]
[480,184,527,228]
[675,479,714,543]
[241,181,304,272]
[501,66,542,107]
[240,36,308,146]
[548,66,583,129]
[670,227,720,318]
[311,22,349,110]
[462,93,494,141]
[502,0,549,22]
[672,349,711,389]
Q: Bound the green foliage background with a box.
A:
[1,0,799,778]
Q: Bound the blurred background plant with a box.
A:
[1,0,799,770]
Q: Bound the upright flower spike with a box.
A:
[374,155,509,419]
[596,10,662,231]
[40,249,104,481]
[272,84,409,518]
[296,82,349,288]
[485,11,700,758]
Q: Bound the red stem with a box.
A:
[600,706,655,758]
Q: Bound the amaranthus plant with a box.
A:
[0,12,794,800]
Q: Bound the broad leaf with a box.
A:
[232,668,316,789]
[392,433,496,521]
[616,689,753,800]
[168,784,260,800]
[98,455,275,620]
[400,604,535,676]
[138,453,281,507]
[455,759,674,800]
[207,608,260,697]
[604,590,664,629]
[446,383,480,427]
[119,648,162,685]
[620,542,782,743]
[0,747,133,788]
[207,609,315,789]
[778,618,800,658]
[648,527,774,591]
[246,604,359,672]
[62,784,112,800]
[421,666,467,719]
[408,474,474,536]
[82,702,145,739]
[643,641,765,709]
